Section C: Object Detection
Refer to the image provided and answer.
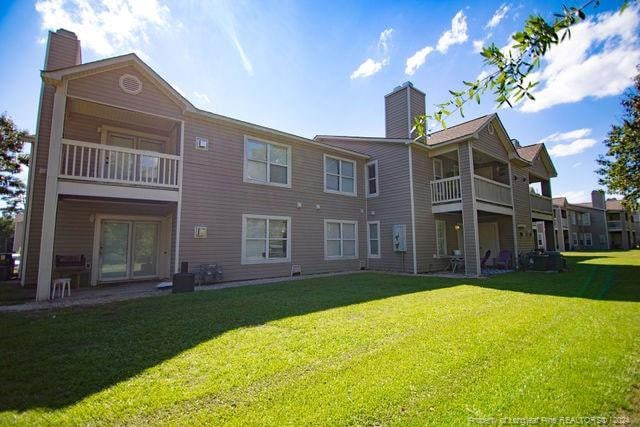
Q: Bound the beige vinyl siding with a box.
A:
[316,139,415,273]
[179,117,367,281]
[408,87,425,139]
[412,147,445,272]
[529,155,549,179]
[511,163,535,252]
[53,199,176,276]
[474,124,509,162]
[67,65,183,119]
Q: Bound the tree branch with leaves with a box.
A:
[413,0,638,138]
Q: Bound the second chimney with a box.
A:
[384,81,426,139]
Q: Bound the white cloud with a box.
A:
[351,28,394,79]
[558,190,588,203]
[405,46,434,76]
[547,138,598,157]
[193,91,212,107]
[520,7,640,113]
[436,10,468,53]
[538,128,598,157]
[405,11,467,75]
[572,162,582,168]
[476,70,491,81]
[35,0,169,56]
[486,4,509,29]
[537,128,592,144]
[472,39,485,53]
[351,58,386,79]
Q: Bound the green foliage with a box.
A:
[597,67,640,210]
[0,113,30,216]
[415,1,612,137]
[1,251,639,424]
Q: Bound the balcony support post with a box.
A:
[36,82,66,301]
[459,143,481,276]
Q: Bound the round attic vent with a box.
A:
[119,74,142,94]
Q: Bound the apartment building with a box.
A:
[552,191,609,251]
[22,30,558,301]
[606,198,637,249]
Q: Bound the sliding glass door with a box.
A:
[100,220,159,282]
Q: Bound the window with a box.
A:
[244,137,291,187]
[325,220,358,259]
[570,212,576,225]
[366,160,379,197]
[584,233,593,246]
[436,220,447,256]
[581,212,591,226]
[241,215,291,264]
[433,158,443,180]
[599,234,606,245]
[324,155,356,195]
[367,221,381,258]
[572,232,578,247]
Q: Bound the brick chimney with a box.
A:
[44,29,82,71]
[384,82,425,139]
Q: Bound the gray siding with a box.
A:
[179,117,367,281]
[459,142,480,275]
[511,164,535,252]
[315,139,415,273]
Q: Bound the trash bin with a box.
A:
[173,273,195,293]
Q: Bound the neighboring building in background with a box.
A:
[552,191,609,251]
[605,198,637,250]
[22,29,559,301]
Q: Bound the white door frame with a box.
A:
[91,213,172,286]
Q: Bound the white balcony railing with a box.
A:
[474,175,512,206]
[431,176,461,204]
[530,193,553,214]
[607,220,622,229]
[59,139,180,189]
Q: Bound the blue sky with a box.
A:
[1,0,638,203]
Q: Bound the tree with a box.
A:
[414,1,635,137]
[597,67,640,211]
[0,113,30,216]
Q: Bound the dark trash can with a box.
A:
[173,272,195,293]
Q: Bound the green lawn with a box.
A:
[1,251,639,425]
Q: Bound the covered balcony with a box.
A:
[529,175,553,221]
[57,98,182,202]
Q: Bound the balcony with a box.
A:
[57,139,180,201]
[607,220,622,230]
[530,193,553,219]
[431,176,462,204]
[474,175,512,207]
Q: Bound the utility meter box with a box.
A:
[392,224,407,252]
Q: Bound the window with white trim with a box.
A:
[584,233,592,246]
[324,155,356,195]
[244,137,291,187]
[572,232,578,247]
[436,219,447,256]
[242,215,290,264]
[325,220,358,259]
[570,211,576,225]
[366,160,379,197]
[367,221,380,258]
[581,212,591,225]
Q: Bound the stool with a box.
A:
[51,278,72,300]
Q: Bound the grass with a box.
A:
[1,251,639,425]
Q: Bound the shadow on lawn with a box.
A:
[0,252,637,413]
